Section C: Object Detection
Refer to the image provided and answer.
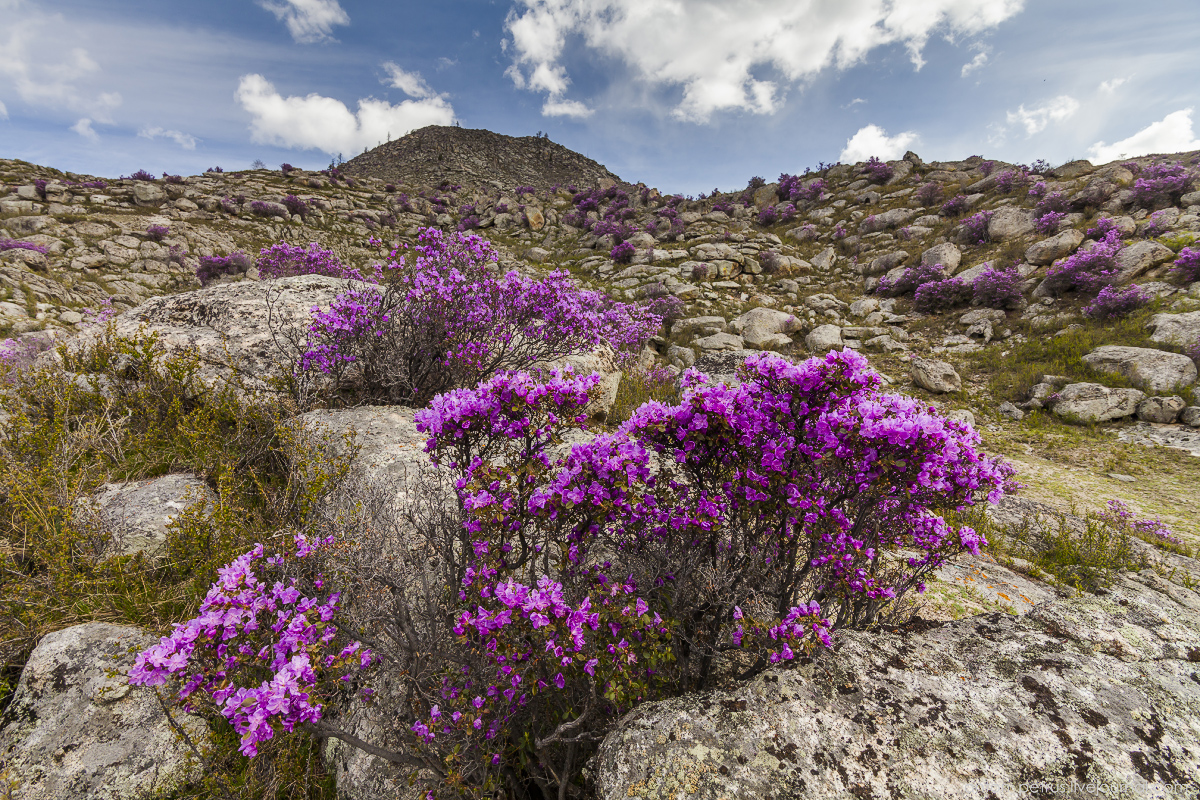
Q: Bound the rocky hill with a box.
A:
[341,125,621,191]
[3,136,1200,800]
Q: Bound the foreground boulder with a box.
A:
[0,623,208,800]
[1049,383,1145,423]
[1148,311,1200,348]
[910,356,961,393]
[1081,345,1197,394]
[594,570,1200,800]
[727,307,800,351]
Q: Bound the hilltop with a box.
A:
[341,125,621,191]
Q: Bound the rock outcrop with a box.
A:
[0,623,209,800]
[594,570,1200,800]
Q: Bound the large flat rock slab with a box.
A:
[595,570,1200,800]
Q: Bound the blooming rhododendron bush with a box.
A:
[133,350,1015,797]
[289,228,661,406]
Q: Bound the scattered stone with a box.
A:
[1181,406,1200,427]
[1048,383,1145,423]
[986,207,1035,241]
[920,242,961,273]
[998,401,1024,420]
[1081,345,1197,394]
[694,332,744,352]
[1107,472,1136,482]
[1136,395,1187,424]
[728,307,800,351]
[1147,311,1200,348]
[860,250,909,276]
[910,357,961,393]
[944,409,974,427]
[804,324,843,353]
[0,623,209,800]
[1024,229,1084,266]
[1113,241,1175,283]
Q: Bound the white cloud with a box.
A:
[0,99,7,119]
[1088,109,1200,164]
[235,74,455,155]
[542,98,593,118]
[139,126,199,150]
[258,0,349,44]
[845,98,867,107]
[0,20,122,121]
[1099,77,1129,94]
[1006,95,1079,136]
[381,62,434,99]
[503,0,1025,122]
[839,124,918,163]
[961,52,988,77]
[71,117,98,141]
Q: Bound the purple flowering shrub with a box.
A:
[1087,217,1118,240]
[915,182,943,207]
[1101,500,1181,546]
[756,205,778,226]
[912,278,971,312]
[141,351,1013,795]
[129,169,156,182]
[145,225,169,242]
[196,251,253,286]
[960,210,994,245]
[1082,284,1149,319]
[256,242,359,280]
[1041,230,1122,296]
[33,179,48,199]
[281,163,295,174]
[979,160,996,177]
[710,200,734,215]
[129,534,375,757]
[1141,210,1173,238]
[876,262,945,297]
[1035,211,1066,234]
[0,239,49,254]
[282,195,309,218]
[1131,162,1192,208]
[1169,246,1200,283]
[296,228,660,405]
[250,200,288,219]
[972,266,1024,309]
[940,195,969,217]
[163,174,184,185]
[610,240,636,264]
[994,168,1031,194]
[863,156,893,184]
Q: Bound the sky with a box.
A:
[2,0,1199,195]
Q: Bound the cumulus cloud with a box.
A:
[71,117,98,141]
[1088,109,1200,163]
[1006,95,1079,136]
[0,21,121,121]
[139,126,199,150]
[503,0,1025,122]
[839,124,918,163]
[258,0,350,43]
[542,98,593,118]
[961,52,988,77]
[235,74,455,155]
[1099,77,1128,94]
[381,62,435,98]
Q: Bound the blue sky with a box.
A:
[2,0,1199,194]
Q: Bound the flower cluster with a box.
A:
[914,182,943,207]
[296,228,660,404]
[1131,162,1192,208]
[913,277,972,312]
[145,225,169,242]
[1099,500,1181,545]
[0,239,49,254]
[1035,211,1066,234]
[282,195,309,218]
[863,157,893,184]
[876,262,945,297]
[250,200,288,219]
[940,195,970,217]
[994,168,1031,194]
[129,169,156,181]
[972,265,1024,309]
[256,242,359,281]
[1041,230,1122,296]
[196,251,253,286]
[610,240,636,264]
[1170,246,1200,284]
[1087,217,1119,240]
[129,535,374,757]
[1082,284,1149,319]
[960,210,994,245]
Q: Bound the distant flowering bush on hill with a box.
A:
[610,240,636,264]
[915,182,943,207]
[1041,230,1122,296]
[129,169,156,181]
[134,349,1014,796]
[1083,284,1149,319]
[940,195,969,217]
[195,251,253,286]
[295,228,660,405]
[1170,246,1200,284]
[877,262,946,297]
[863,156,893,184]
[973,265,1024,309]
[257,242,359,280]
[145,225,169,241]
[960,210,994,245]
[1131,162,1192,208]
[282,195,309,218]
[0,239,49,254]
[913,277,971,312]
